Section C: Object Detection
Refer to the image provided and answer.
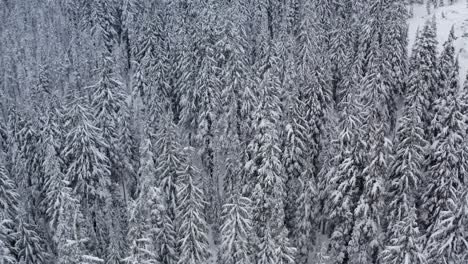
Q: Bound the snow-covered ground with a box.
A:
[409,0,468,82]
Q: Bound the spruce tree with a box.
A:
[292,4,332,261]
[432,27,458,139]
[437,26,456,99]
[193,37,221,233]
[406,18,438,138]
[347,35,392,264]
[249,42,295,264]
[217,0,256,201]
[54,186,90,264]
[154,112,183,264]
[0,235,15,264]
[422,81,468,264]
[117,104,138,201]
[462,72,468,126]
[14,114,44,224]
[62,96,111,257]
[381,0,408,130]
[282,51,306,233]
[348,126,390,264]
[126,186,162,263]
[42,142,66,232]
[293,178,315,264]
[14,218,47,264]
[256,223,277,264]
[178,1,218,143]
[219,191,253,264]
[177,163,211,264]
[0,164,18,264]
[323,91,366,264]
[104,184,129,264]
[157,210,178,264]
[90,55,126,183]
[63,97,111,202]
[283,33,316,262]
[0,165,18,220]
[125,135,163,264]
[90,0,118,55]
[328,0,354,107]
[134,6,171,114]
[380,93,428,264]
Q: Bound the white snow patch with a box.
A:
[409,0,468,82]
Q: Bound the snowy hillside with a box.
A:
[409,1,468,81]
[3,0,468,263]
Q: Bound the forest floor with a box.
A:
[409,1,468,82]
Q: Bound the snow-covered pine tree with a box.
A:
[0,164,18,221]
[125,136,163,264]
[421,70,468,264]
[425,189,468,263]
[436,26,456,100]
[0,234,15,264]
[381,0,408,131]
[381,210,425,264]
[157,208,178,264]
[117,103,138,201]
[39,108,65,237]
[406,18,438,138]
[289,2,332,260]
[282,44,304,232]
[53,184,84,264]
[217,0,256,201]
[248,41,295,264]
[462,72,468,125]
[347,33,392,264]
[0,120,7,153]
[42,140,66,232]
[296,0,331,113]
[380,87,428,264]
[0,164,18,264]
[133,4,160,70]
[282,36,314,264]
[192,16,222,233]
[54,184,93,264]
[90,55,126,183]
[89,55,131,262]
[250,1,272,69]
[104,183,129,264]
[282,94,310,235]
[90,0,118,55]
[432,27,458,138]
[328,0,354,107]
[4,114,49,263]
[178,0,218,144]
[256,223,295,264]
[134,4,172,116]
[14,218,47,264]
[256,223,277,264]
[63,96,111,203]
[322,87,366,264]
[218,0,253,142]
[219,191,253,264]
[293,176,315,264]
[132,61,148,105]
[62,95,111,257]
[348,132,389,263]
[13,114,44,222]
[176,162,211,264]
[154,112,184,264]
